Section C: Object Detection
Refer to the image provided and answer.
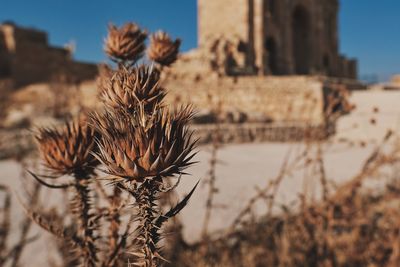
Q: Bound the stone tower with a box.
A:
[198,0,357,79]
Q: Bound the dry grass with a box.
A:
[0,159,42,267]
[165,131,400,267]
[163,86,399,267]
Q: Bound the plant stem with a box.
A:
[73,174,97,267]
[132,178,161,267]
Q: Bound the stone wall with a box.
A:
[0,123,328,159]
[164,73,326,125]
[193,123,328,145]
[0,22,98,87]
[392,75,400,87]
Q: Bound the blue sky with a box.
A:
[1,0,399,81]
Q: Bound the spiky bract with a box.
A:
[96,64,114,97]
[148,31,181,67]
[35,116,98,177]
[100,65,166,113]
[94,106,196,183]
[105,23,147,63]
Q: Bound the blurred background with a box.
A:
[1,1,400,266]
[2,0,400,82]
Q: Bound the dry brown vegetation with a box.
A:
[0,160,41,267]
[0,21,399,267]
[16,22,197,267]
[168,131,400,267]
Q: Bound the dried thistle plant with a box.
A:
[22,21,194,267]
[94,106,196,183]
[91,22,197,266]
[35,116,98,177]
[99,65,166,113]
[96,64,114,98]
[31,115,100,267]
[105,23,147,65]
[148,31,181,67]
[93,87,198,266]
[0,185,11,266]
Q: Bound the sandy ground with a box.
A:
[1,89,400,265]
[335,90,400,142]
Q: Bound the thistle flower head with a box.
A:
[100,65,166,112]
[148,31,181,67]
[94,106,196,182]
[35,116,99,177]
[104,23,147,63]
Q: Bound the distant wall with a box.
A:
[0,23,98,87]
[164,75,326,125]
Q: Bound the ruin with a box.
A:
[0,2,358,142]
[174,0,356,79]
[162,0,358,132]
[0,22,97,87]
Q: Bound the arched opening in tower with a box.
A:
[323,54,330,75]
[265,37,278,75]
[268,0,276,17]
[0,36,12,78]
[292,5,312,75]
[0,61,11,78]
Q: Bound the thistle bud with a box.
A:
[105,23,147,64]
[35,116,98,177]
[95,106,196,182]
[148,31,181,67]
[100,65,165,112]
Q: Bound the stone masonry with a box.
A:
[196,0,357,78]
[164,75,325,125]
[161,0,358,129]
[0,22,97,87]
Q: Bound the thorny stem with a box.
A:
[130,178,162,267]
[109,186,122,252]
[0,185,11,266]
[73,173,97,267]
